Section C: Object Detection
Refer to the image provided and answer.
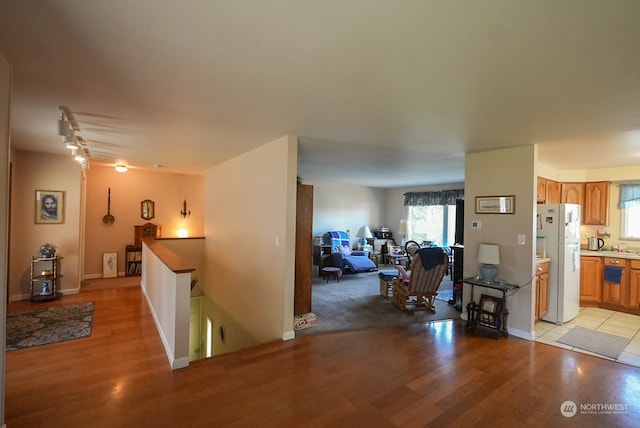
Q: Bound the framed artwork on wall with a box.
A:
[35,190,65,224]
[103,252,118,278]
[475,195,515,214]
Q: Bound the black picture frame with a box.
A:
[477,294,504,329]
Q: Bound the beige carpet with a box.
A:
[297,270,461,335]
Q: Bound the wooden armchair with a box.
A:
[392,247,449,312]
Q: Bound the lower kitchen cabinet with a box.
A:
[629,260,640,311]
[580,256,602,304]
[580,254,640,315]
[535,261,549,322]
[602,257,627,307]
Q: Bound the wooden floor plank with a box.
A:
[5,286,640,427]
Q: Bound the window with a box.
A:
[621,205,640,239]
[620,183,640,240]
[408,205,456,247]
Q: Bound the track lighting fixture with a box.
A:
[58,118,72,137]
[57,106,93,169]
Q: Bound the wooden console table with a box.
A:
[463,277,519,339]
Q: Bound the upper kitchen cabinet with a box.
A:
[583,181,610,225]
[561,182,584,205]
[537,177,546,203]
[546,179,561,203]
[537,177,561,204]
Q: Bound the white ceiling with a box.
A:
[1,1,639,188]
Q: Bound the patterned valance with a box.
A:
[619,183,640,209]
[404,189,464,206]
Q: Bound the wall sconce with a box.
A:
[180,200,191,218]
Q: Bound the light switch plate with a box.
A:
[517,234,526,245]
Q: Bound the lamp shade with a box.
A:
[356,226,373,238]
[478,244,500,265]
[399,220,408,235]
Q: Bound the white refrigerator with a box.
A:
[537,204,581,324]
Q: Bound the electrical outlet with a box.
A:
[471,220,481,229]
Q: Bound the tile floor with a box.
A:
[535,307,640,368]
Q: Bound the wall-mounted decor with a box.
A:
[35,190,65,224]
[141,199,155,220]
[475,195,515,214]
[102,252,117,278]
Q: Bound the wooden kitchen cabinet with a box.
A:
[535,261,549,321]
[583,181,610,225]
[602,257,627,307]
[628,260,640,311]
[561,182,584,205]
[580,256,602,305]
[537,177,546,203]
[545,179,561,203]
[537,177,560,204]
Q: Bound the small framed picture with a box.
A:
[103,252,118,278]
[35,190,65,224]
[477,294,504,328]
[475,195,515,214]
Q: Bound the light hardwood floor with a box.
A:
[5,285,640,427]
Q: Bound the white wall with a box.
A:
[140,242,192,369]
[308,180,385,246]
[1,48,11,428]
[464,145,537,339]
[203,135,297,355]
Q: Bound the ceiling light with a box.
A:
[115,165,128,173]
[58,118,72,137]
[74,154,85,162]
[65,135,79,149]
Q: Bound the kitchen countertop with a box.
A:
[581,250,640,260]
[536,257,551,264]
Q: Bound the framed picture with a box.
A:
[103,252,118,278]
[477,294,504,328]
[35,190,65,224]
[475,195,515,214]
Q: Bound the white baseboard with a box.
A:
[508,327,534,341]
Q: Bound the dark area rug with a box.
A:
[297,271,460,335]
[557,325,631,360]
[6,302,95,351]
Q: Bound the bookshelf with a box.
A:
[125,246,142,276]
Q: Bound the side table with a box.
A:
[462,277,519,339]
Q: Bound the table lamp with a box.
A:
[478,243,500,282]
[356,226,373,248]
[399,220,408,246]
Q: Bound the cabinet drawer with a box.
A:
[604,257,628,267]
[630,259,640,270]
[536,261,549,275]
